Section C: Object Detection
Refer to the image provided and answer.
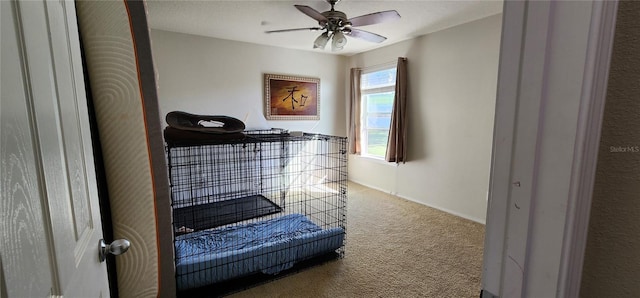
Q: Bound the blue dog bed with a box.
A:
[174,213,345,290]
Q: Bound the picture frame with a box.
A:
[264,73,320,120]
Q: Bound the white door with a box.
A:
[1,0,111,297]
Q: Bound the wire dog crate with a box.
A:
[165,128,347,292]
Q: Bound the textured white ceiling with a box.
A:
[146,0,503,56]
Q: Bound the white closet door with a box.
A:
[1,0,110,297]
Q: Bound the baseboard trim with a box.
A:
[348,179,486,225]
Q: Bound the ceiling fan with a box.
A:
[265,0,401,51]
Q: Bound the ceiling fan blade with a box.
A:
[294,5,328,22]
[348,10,400,27]
[347,28,387,43]
[265,27,322,33]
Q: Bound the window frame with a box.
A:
[359,64,397,160]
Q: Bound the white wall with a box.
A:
[347,15,502,223]
[150,30,348,136]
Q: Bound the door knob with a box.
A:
[99,239,131,262]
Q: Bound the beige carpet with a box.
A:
[229,182,486,298]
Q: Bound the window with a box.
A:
[360,66,397,159]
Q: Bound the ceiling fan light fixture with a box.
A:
[331,30,347,51]
[314,32,330,49]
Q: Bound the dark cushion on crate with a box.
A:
[164,126,246,147]
[166,111,245,133]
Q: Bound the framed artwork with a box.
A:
[264,74,320,120]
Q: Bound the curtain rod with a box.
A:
[356,57,406,71]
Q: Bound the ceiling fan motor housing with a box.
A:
[321,10,351,32]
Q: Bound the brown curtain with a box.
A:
[385,57,408,163]
[348,68,362,154]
